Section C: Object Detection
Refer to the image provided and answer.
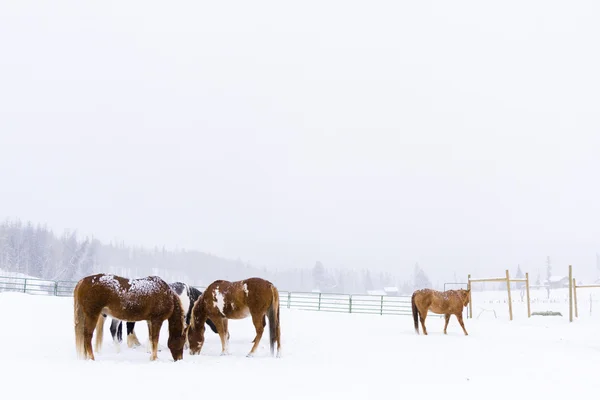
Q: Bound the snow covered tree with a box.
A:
[413,263,431,290]
[515,265,524,289]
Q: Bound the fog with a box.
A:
[1,1,599,286]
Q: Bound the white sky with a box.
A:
[1,1,599,283]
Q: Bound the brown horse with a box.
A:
[411,288,470,336]
[187,277,281,358]
[73,273,186,361]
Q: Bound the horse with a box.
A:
[411,288,470,336]
[187,277,281,358]
[107,282,220,351]
[73,273,186,361]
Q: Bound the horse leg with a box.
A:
[117,321,122,343]
[456,313,469,336]
[252,316,266,343]
[83,313,100,360]
[94,313,106,353]
[222,319,230,352]
[419,309,429,335]
[247,313,265,357]
[127,321,141,348]
[147,320,163,361]
[109,319,121,353]
[214,317,229,355]
[443,314,451,335]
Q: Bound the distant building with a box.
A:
[383,286,399,296]
[543,276,570,289]
[366,289,387,296]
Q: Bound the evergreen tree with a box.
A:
[413,263,431,290]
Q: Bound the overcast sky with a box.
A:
[1,1,599,283]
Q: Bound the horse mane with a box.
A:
[188,285,202,302]
[169,282,187,296]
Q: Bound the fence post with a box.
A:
[568,265,573,322]
[54,281,58,296]
[287,292,291,309]
[380,296,384,315]
[525,272,531,318]
[349,295,352,313]
[23,278,27,293]
[318,292,322,311]
[505,269,513,321]
[467,274,472,319]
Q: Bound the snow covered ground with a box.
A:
[1,291,599,399]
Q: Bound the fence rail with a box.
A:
[0,275,443,318]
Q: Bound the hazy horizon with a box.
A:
[1,1,599,284]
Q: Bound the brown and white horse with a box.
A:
[187,277,281,357]
[411,288,470,336]
[73,273,186,361]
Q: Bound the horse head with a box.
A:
[460,288,471,307]
[187,293,207,355]
[166,292,187,361]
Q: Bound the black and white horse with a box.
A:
[107,282,220,351]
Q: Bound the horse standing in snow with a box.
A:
[107,282,220,350]
[73,273,186,361]
[187,277,281,358]
[411,288,470,336]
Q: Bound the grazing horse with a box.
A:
[411,288,470,336]
[107,282,220,350]
[187,277,281,358]
[73,273,186,361]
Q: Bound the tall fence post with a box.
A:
[349,295,352,313]
[380,296,384,315]
[287,292,291,309]
[525,272,531,318]
[54,281,58,296]
[467,274,472,319]
[23,278,27,293]
[568,264,573,322]
[318,292,322,311]
[505,269,513,321]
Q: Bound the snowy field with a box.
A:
[1,291,599,399]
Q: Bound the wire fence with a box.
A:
[0,275,444,317]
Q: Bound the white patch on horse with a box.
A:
[230,301,235,310]
[214,289,225,316]
[243,283,249,296]
[178,290,190,322]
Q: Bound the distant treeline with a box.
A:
[0,218,432,294]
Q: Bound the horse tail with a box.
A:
[94,313,106,353]
[411,292,420,334]
[74,283,86,359]
[267,285,280,356]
